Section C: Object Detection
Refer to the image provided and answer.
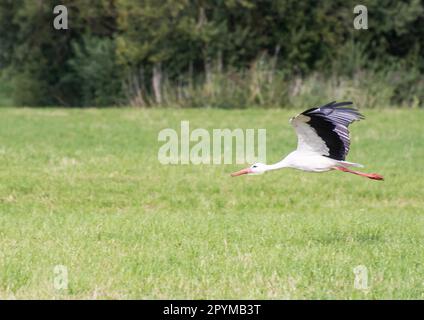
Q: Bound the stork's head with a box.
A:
[231,162,267,177]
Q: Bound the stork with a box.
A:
[231,101,383,180]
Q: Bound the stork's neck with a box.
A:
[265,158,290,171]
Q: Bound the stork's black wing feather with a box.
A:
[301,101,364,160]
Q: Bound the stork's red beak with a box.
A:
[231,168,252,177]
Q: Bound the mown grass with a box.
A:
[0,107,423,299]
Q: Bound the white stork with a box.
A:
[231,101,383,180]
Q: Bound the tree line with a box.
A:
[0,0,423,107]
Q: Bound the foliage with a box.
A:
[68,35,123,106]
[0,70,13,106]
[0,0,423,107]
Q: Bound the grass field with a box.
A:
[0,107,423,299]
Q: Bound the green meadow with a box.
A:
[0,107,423,299]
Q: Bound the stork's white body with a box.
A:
[266,151,360,173]
[279,151,341,172]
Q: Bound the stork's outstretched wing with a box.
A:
[289,101,364,160]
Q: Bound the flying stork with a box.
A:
[231,101,383,180]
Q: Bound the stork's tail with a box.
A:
[337,160,364,168]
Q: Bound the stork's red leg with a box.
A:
[334,166,384,181]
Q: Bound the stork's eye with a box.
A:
[252,165,257,168]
